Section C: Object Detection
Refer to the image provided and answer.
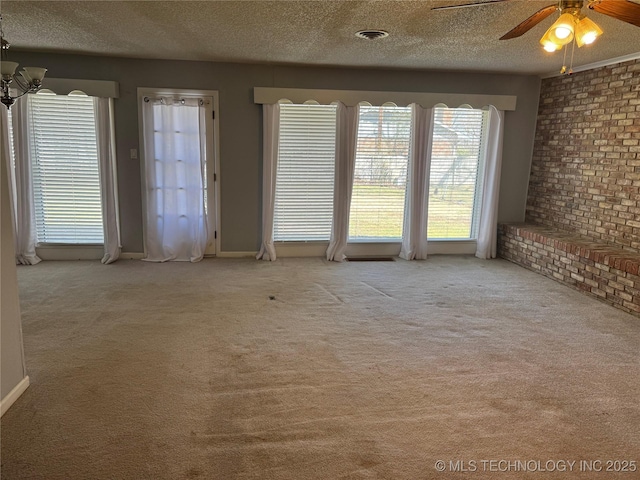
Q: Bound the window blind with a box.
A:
[28,94,104,244]
[274,103,337,241]
[349,105,411,241]
[428,107,487,239]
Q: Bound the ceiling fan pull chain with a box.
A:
[560,43,568,74]
[568,37,577,75]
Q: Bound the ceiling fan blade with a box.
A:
[589,0,640,28]
[499,4,558,40]
[431,0,513,11]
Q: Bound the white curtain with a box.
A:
[94,98,121,264]
[400,104,433,260]
[475,105,504,259]
[1,105,17,251]
[326,102,359,262]
[256,103,280,261]
[10,98,41,265]
[142,98,208,262]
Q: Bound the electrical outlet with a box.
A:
[130,148,138,159]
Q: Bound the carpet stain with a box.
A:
[186,467,202,478]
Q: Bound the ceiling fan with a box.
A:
[432,0,640,48]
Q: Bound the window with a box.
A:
[349,104,411,241]
[269,100,492,251]
[428,107,487,239]
[28,94,104,244]
[274,103,337,241]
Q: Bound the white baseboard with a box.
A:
[428,240,476,255]
[1,376,30,417]
[266,240,477,258]
[275,243,328,257]
[36,246,103,261]
[119,242,476,260]
[346,243,401,257]
[119,252,145,260]
[216,251,259,258]
[121,252,260,260]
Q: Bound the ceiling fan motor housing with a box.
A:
[560,0,585,16]
[562,0,584,10]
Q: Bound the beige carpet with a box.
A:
[1,256,639,479]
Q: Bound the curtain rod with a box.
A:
[143,97,209,105]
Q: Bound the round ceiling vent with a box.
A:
[355,30,389,40]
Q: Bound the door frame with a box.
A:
[137,87,221,256]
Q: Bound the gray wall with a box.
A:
[1,121,27,402]
[13,52,541,253]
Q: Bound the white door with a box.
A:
[141,94,216,261]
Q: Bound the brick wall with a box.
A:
[499,224,640,315]
[526,59,640,249]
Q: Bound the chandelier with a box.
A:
[1,15,47,109]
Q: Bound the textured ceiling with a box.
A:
[2,0,640,75]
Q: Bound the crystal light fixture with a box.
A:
[1,15,47,109]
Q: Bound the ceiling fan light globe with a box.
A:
[550,30,574,45]
[546,13,576,45]
[575,16,603,47]
[540,25,563,52]
[555,26,572,39]
[541,40,561,52]
[545,43,558,52]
